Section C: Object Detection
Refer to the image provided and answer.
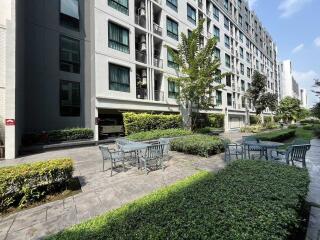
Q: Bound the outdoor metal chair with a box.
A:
[159,138,170,161]
[242,136,263,159]
[275,138,310,156]
[224,142,244,163]
[274,144,311,168]
[140,143,165,174]
[99,145,125,176]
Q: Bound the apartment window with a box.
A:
[213,5,219,21]
[215,69,222,83]
[187,4,196,25]
[60,0,80,30]
[108,0,129,15]
[240,47,244,59]
[224,35,230,49]
[239,32,243,42]
[167,49,179,69]
[109,63,130,92]
[216,90,222,106]
[224,16,229,30]
[241,96,245,108]
[247,67,251,78]
[108,22,129,53]
[246,37,250,47]
[225,54,231,68]
[241,80,245,91]
[167,0,177,11]
[168,81,179,99]
[213,26,220,41]
[227,93,232,106]
[226,75,231,87]
[214,47,220,60]
[224,0,229,10]
[60,80,80,116]
[238,14,243,26]
[246,52,250,63]
[60,35,80,74]
[240,63,244,75]
[167,17,179,40]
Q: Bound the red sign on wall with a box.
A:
[5,119,16,126]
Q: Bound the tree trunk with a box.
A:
[181,101,192,130]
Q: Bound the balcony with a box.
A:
[154,90,164,101]
[135,14,146,28]
[136,51,147,64]
[153,23,163,36]
[137,88,148,100]
[154,57,163,68]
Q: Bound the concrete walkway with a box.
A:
[306,139,320,240]
[0,145,225,240]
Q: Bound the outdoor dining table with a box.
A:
[119,142,152,168]
[244,141,284,160]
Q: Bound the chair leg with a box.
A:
[102,159,105,172]
[110,161,113,177]
[144,160,148,175]
[122,159,125,172]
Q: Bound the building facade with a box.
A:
[1,0,279,159]
[300,88,308,108]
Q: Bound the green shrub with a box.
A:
[47,160,309,240]
[126,129,192,141]
[249,115,260,125]
[288,124,298,129]
[263,122,278,130]
[302,124,313,130]
[123,112,182,135]
[314,128,320,138]
[208,113,224,128]
[0,158,73,212]
[170,135,225,157]
[240,125,263,133]
[22,128,94,146]
[195,127,223,134]
[301,119,320,124]
[264,116,272,123]
[256,129,295,142]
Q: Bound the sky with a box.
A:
[248,0,320,107]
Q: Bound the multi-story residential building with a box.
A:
[0,0,279,159]
[300,88,308,108]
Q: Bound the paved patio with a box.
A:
[0,145,225,240]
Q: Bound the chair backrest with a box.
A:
[242,136,258,143]
[289,144,311,167]
[292,138,310,145]
[116,138,131,147]
[159,138,170,154]
[99,145,112,160]
[145,144,165,159]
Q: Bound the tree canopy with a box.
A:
[277,97,302,123]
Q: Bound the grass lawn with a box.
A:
[47,160,309,240]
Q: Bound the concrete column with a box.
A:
[94,107,99,141]
[224,107,229,132]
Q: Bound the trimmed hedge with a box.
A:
[250,115,260,125]
[208,113,224,128]
[126,129,192,141]
[288,124,298,129]
[170,135,225,157]
[22,128,94,146]
[302,124,313,130]
[123,112,182,135]
[47,160,309,240]
[264,116,272,123]
[0,158,73,212]
[195,127,223,134]
[256,129,296,142]
[301,119,320,125]
[240,125,264,133]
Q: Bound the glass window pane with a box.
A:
[60,0,79,19]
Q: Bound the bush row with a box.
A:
[300,119,320,125]
[170,135,225,157]
[126,128,192,141]
[48,160,309,240]
[256,129,296,142]
[192,113,225,129]
[0,158,73,212]
[22,128,94,146]
[123,112,182,135]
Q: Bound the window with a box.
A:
[227,93,232,106]
[60,80,80,116]
[215,69,222,83]
[213,5,219,21]
[167,17,179,40]
[241,80,245,91]
[239,32,243,42]
[240,47,244,59]
[246,52,250,63]
[187,4,196,25]
[238,14,243,26]
[167,49,179,69]
[225,54,231,68]
[224,16,229,30]
[216,90,222,106]
[246,37,250,47]
[226,75,231,86]
[224,0,229,10]
[108,22,129,53]
[187,29,192,37]
[224,35,230,48]
[60,0,80,30]
[240,63,244,75]
[108,0,129,15]
[213,26,220,41]
[214,47,220,60]
[109,63,130,92]
[247,67,251,78]
[241,96,245,108]
[168,81,179,99]
[60,35,80,73]
[167,0,177,11]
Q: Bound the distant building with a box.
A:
[300,88,308,108]
[279,60,300,99]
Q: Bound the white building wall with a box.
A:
[279,60,300,100]
[0,27,5,144]
[300,88,308,108]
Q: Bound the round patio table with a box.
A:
[244,141,284,160]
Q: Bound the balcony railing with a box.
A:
[154,90,164,101]
[136,51,147,64]
[135,14,146,28]
[153,57,163,68]
[137,88,148,100]
[153,23,163,36]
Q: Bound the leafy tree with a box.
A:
[167,19,226,129]
[246,71,278,123]
[312,78,320,97]
[311,102,320,118]
[298,108,311,120]
[277,97,302,123]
